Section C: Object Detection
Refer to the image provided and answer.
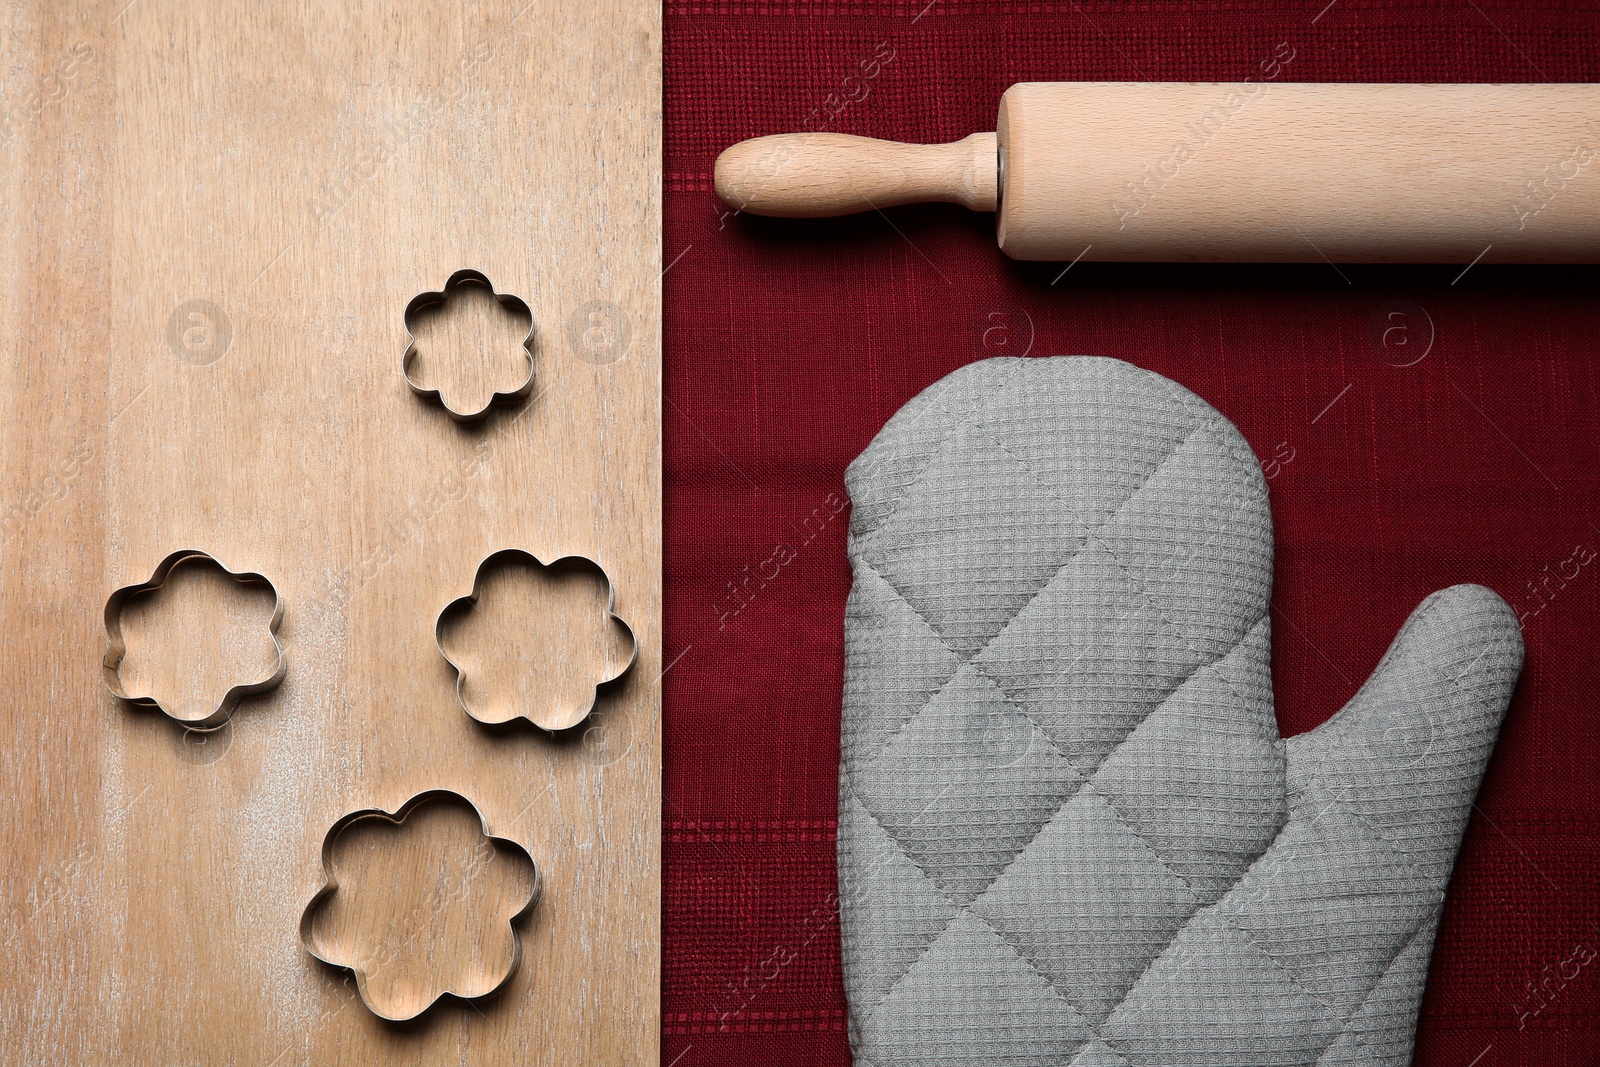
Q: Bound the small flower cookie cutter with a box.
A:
[298,788,542,1022]
[436,549,638,732]
[402,268,536,422]
[102,548,287,729]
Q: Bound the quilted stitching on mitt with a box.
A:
[838,356,1522,1067]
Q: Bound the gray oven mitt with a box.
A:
[838,356,1522,1066]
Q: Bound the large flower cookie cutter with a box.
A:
[102,548,287,729]
[435,549,637,732]
[402,268,536,422]
[298,789,542,1022]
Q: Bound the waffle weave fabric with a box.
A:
[663,6,1600,1063]
[837,356,1523,1065]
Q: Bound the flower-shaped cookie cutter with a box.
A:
[102,549,286,729]
[298,789,542,1022]
[402,268,535,422]
[436,549,637,732]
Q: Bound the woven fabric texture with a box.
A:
[663,4,1600,1064]
[837,356,1523,1064]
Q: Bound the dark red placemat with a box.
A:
[662,3,1600,1063]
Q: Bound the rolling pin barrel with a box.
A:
[714,82,1600,263]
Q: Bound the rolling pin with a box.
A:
[714,82,1600,262]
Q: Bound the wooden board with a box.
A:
[0,1,660,1062]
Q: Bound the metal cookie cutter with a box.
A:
[102,549,287,729]
[436,549,637,732]
[402,268,536,422]
[299,789,542,1022]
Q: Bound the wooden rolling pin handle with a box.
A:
[715,132,998,217]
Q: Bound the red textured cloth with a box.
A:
[662,3,1600,1063]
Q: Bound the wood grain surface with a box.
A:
[715,82,1600,263]
[997,81,1600,262]
[0,1,661,1063]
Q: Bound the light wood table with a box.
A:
[0,1,660,1062]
